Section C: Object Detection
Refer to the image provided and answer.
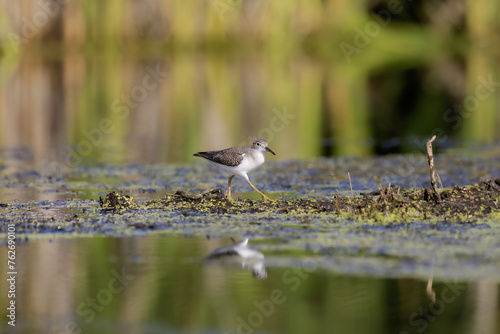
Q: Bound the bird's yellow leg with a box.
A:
[226,175,235,200]
[246,180,273,201]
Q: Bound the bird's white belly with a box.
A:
[210,152,265,177]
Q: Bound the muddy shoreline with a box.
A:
[97,178,500,220]
[0,153,499,236]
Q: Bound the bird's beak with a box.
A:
[266,147,276,155]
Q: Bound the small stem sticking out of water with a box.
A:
[348,172,354,199]
[426,135,441,203]
[436,173,443,190]
[426,276,436,303]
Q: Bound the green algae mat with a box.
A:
[1,155,500,280]
[103,180,500,221]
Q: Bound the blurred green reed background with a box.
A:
[0,0,499,167]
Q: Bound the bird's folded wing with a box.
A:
[213,148,245,166]
[195,148,245,167]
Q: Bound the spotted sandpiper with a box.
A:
[193,139,276,201]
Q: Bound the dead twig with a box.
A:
[379,184,387,204]
[436,173,443,190]
[426,135,441,203]
[348,172,354,199]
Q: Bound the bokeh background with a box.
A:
[0,0,499,168]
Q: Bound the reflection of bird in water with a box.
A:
[204,238,267,279]
[249,261,267,279]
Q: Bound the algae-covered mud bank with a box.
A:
[1,154,500,278]
[1,154,500,333]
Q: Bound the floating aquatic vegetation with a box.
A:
[94,178,500,224]
[99,191,140,212]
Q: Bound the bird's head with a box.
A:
[252,139,276,155]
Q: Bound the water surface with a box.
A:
[1,236,495,334]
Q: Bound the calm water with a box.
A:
[1,153,500,334]
[1,236,496,334]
